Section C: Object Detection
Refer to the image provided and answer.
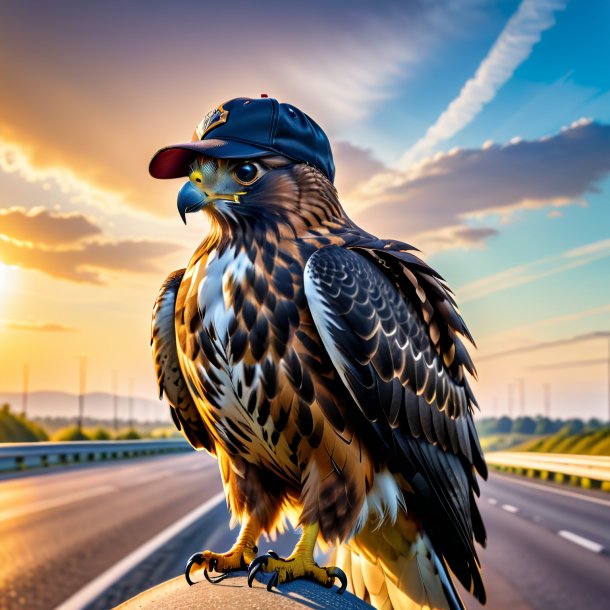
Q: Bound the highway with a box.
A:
[0,454,608,610]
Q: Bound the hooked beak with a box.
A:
[177,181,206,225]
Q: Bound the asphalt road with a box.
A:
[0,454,608,610]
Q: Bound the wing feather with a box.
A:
[151,269,215,454]
[304,245,486,602]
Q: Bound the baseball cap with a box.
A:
[149,96,335,183]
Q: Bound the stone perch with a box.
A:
[117,573,374,609]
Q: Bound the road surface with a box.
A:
[0,453,608,609]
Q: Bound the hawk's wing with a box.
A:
[304,245,486,603]
[151,269,215,454]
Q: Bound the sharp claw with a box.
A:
[267,550,280,559]
[327,567,348,594]
[185,552,204,586]
[247,555,269,588]
[204,567,229,584]
[267,570,279,591]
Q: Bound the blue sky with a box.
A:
[0,0,608,419]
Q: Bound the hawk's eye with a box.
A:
[233,162,259,185]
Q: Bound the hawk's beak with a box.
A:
[177,181,206,225]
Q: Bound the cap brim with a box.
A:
[149,138,274,179]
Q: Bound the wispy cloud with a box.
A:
[0,206,101,245]
[478,330,610,362]
[457,238,610,303]
[352,120,610,249]
[0,137,131,214]
[396,0,567,170]
[0,235,182,284]
[1,319,76,333]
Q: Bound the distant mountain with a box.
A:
[0,391,171,423]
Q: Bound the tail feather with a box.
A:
[335,513,467,610]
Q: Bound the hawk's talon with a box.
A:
[327,566,348,594]
[203,567,229,584]
[247,553,270,587]
[247,550,347,593]
[267,570,279,591]
[185,552,204,586]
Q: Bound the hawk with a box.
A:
[150,97,487,610]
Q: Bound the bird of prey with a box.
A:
[150,96,487,610]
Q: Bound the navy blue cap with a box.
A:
[149,96,335,183]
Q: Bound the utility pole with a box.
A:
[128,377,134,431]
[516,378,525,416]
[22,363,29,417]
[544,383,551,418]
[508,384,514,418]
[78,357,87,432]
[112,370,119,434]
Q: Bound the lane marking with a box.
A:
[501,504,519,513]
[53,491,225,610]
[488,498,498,505]
[558,530,604,554]
[0,486,117,523]
[490,472,610,508]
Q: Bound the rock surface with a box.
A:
[117,573,374,609]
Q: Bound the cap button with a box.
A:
[260,93,268,98]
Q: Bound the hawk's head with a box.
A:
[150,97,344,236]
[177,154,345,236]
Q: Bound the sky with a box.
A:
[0,0,608,421]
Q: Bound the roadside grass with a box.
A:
[0,404,48,442]
[513,428,610,456]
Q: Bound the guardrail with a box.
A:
[0,439,192,473]
[486,451,610,491]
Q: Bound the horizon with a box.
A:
[1,0,609,422]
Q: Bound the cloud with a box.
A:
[333,141,387,199]
[352,120,610,247]
[0,1,476,216]
[456,238,610,303]
[0,206,101,245]
[0,235,182,283]
[0,138,130,215]
[396,0,567,169]
[2,319,76,332]
[478,330,610,362]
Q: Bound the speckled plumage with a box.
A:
[152,159,487,609]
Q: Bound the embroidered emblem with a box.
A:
[194,104,229,140]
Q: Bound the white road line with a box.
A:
[558,530,604,554]
[53,491,225,610]
[501,504,519,513]
[488,498,498,505]
[493,472,610,508]
[0,486,117,523]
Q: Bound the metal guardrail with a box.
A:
[0,439,192,472]
[486,451,610,488]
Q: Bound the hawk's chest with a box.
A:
[182,241,304,465]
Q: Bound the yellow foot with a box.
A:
[247,550,347,594]
[185,545,258,585]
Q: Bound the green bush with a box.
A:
[116,429,141,440]
[0,404,49,442]
[89,427,112,440]
[53,426,91,441]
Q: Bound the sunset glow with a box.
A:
[0,0,608,422]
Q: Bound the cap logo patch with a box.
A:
[194,103,229,140]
